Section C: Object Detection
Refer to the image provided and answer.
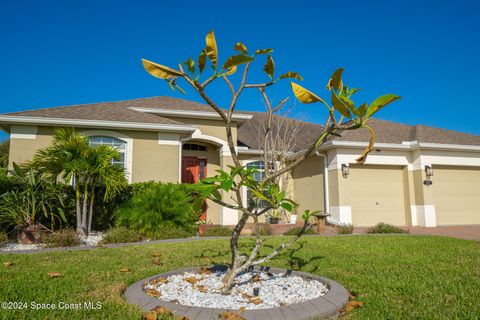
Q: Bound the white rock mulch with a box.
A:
[0,242,46,251]
[79,232,103,246]
[143,269,329,310]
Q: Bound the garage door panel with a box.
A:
[434,166,480,225]
[349,165,407,227]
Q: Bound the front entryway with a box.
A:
[182,156,207,220]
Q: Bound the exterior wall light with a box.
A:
[425,165,434,179]
[423,165,433,186]
[341,164,349,177]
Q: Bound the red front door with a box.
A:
[182,157,208,220]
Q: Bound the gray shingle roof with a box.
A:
[4,99,186,125]
[2,96,479,147]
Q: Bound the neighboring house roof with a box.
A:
[237,112,325,152]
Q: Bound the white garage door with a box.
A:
[433,166,480,226]
[349,165,407,226]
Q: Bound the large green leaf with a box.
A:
[205,30,218,70]
[291,82,329,108]
[234,42,248,54]
[279,72,303,80]
[366,94,401,119]
[326,68,344,91]
[331,92,352,118]
[263,55,274,79]
[222,54,254,70]
[142,59,183,79]
[357,102,369,117]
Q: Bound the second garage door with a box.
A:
[433,166,480,226]
[348,165,407,226]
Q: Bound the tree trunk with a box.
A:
[80,183,89,236]
[87,192,95,235]
[75,178,84,236]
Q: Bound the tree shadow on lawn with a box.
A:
[194,240,325,274]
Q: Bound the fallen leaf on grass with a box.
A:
[152,252,161,257]
[3,261,13,267]
[143,311,157,320]
[152,258,162,265]
[218,311,246,320]
[120,267,131,273]
[47,272,62,278]
[343,300,364,313]
[144,289,161,298]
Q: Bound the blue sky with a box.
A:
[0,0,479,141]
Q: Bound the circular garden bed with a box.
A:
[125,266,348,320]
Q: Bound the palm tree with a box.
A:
[30,128,128,236]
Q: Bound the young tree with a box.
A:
[142,31,400,290]
[30,128,128,236]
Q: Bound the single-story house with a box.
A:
[0,96,479,227]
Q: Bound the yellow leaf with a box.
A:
[47,272,62,278]
[205,30,218,69]
[145,289,161,298]
[198,49,207,75]
[355,125,375,164]
[263,55,274,79]
[225,65,237,76]
[291,82,328,106]
[120,267,131,273]
[152,258,162,265]
[151,252,161,257]
[234,42,248,54]
[143,311,157,320]
[279,71,303,80]
[3,261,13,267]
[326,68,344,91]
[142,58,183,79]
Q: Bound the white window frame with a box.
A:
[81,130,133,183]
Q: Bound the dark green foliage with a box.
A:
[100,227,145,244]
[115,182,200,237]
[0,139,9,168]
[283,226,317,236]
[0,231,7,243]
[44,229,81,247]
[367,222,409,234]
[337,223,355,234]
[201,226,232,237]
[147,223,196,240]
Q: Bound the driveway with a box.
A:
[408,226,480,241]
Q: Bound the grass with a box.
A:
[0,235,479,319]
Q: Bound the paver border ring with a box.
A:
[124,266,349,320]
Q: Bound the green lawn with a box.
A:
[0,235,479,320]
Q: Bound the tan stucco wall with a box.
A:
[9,125,180,183]
[9,126,54,169]
[292,156,325,215]
[167,117,237,145]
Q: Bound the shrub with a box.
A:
[251,225,271,236]
[283,226,317,236]
[115,182,200,236]
[367,222,409,234]
[201,226,232,237]
[44,229,81,247]
[100,227,145,244]
[337,223,355,234]
[0,231,7,244]
[148,223,196,240]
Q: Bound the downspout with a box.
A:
[315,152,334,224]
